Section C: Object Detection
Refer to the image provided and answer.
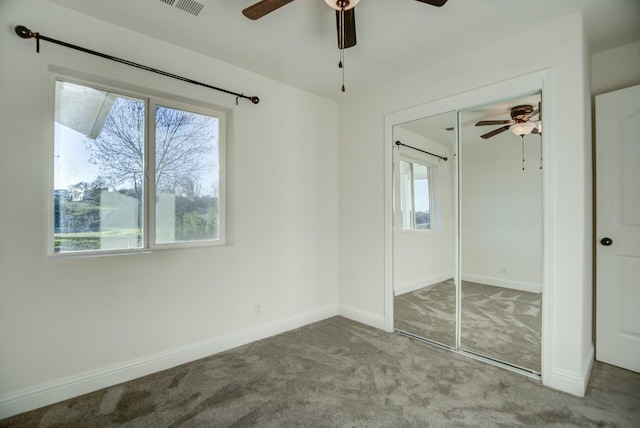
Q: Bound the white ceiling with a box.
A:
[48,0,640,101]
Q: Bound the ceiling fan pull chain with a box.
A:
[338,41,345,92]
[521,137,525,171]
[341,48,346,92]
[540,139,543,170]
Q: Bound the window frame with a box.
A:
[48,74,227,257]
[148,97,226,251]
[395,153,436,233]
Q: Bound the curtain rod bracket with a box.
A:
[14,25,260,105]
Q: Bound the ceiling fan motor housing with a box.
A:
[510,105,534,121]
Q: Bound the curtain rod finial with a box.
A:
[15,25,33,39]
[250,96,260,104]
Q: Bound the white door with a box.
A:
[596,84,640,373]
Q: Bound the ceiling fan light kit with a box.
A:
[510,121,537,137]
[241,0,448,92]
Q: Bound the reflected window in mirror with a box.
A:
[399,160,433,231]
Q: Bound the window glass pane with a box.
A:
[399,161,413,229]
[413,163,431,230]
[155,105,220,244]
[54,81,144,253]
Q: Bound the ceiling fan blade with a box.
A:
[336,9,356,49]
[414,0,448,6]
[481,125,510,139]
[242,0,295,20]
[476,120,511,126]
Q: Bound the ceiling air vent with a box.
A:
[157,0,206,16]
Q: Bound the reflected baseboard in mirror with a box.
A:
[460,281,541,373]
[394,280,541,373]
[394,279,456,347]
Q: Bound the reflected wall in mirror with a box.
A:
[393,111,457,347]
[459,92,543,372]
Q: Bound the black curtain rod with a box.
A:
[14,25,260,105]
[395,141,448,162]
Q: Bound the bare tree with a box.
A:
[154,105,215,194]
[86,99,214,195]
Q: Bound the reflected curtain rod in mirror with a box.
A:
[395,141,448,162]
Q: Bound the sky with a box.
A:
[54,122,100,190]
[414,179,430,213]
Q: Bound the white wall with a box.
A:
[591,39,640,96]
[338,12,593,395]
[392,128,454,295]
[460,133,543,293]
[0,0,339,417]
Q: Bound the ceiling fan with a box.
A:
[242,0,448,50]
[475,104,541,139]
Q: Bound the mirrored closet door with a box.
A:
[393,111,457,348]
[392,92,543,375]
[459,93,543,373]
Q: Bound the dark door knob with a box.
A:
[600,237,613,246]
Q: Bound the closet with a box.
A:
[390,90,544,377]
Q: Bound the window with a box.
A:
[52,79,225,254]
[399,160,432,230]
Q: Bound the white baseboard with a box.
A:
[0,304,339,420]
[546,345,595,397]
[462,273,541,293]
[339,304,386,330]
[394,272,454,296]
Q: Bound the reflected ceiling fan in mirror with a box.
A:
[242,0,448,92]
[475,104,541,140]
[475,103,542,170]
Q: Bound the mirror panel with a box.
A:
[459,93,543,372]
[393,111,457,347]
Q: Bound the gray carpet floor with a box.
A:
[394,280,541,372]
[394,279,457,348]
[2,316,639,427]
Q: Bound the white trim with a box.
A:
[339,304,387,330]
[548,346,594,397]
[394,272,454,296]
[539,73,554,389]
[455,111,462,349]
[461,273,541,294]
[384,114,395,333]
[0,304,339,419]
